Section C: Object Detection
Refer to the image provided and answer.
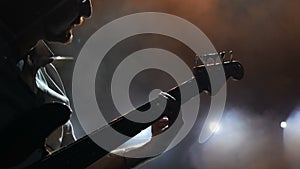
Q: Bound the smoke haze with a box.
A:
[52,0,300,168]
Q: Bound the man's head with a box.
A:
[42,0,92,43]
[0,0,92,47]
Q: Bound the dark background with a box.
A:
[51,0,300,168]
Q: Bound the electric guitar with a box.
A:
[3,52,244,169]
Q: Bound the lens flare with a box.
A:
[209,122,221,133]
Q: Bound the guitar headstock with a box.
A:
[193,51,244,94]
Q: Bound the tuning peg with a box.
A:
[229,50,233,62]
[195,55,201,66]
[219,51,226,62]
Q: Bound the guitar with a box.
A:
[4,53,244,169]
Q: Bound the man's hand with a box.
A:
[151,116,169,136]
[151,92,183,137]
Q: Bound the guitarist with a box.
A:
[0,0,183,168]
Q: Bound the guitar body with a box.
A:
[0,103,71,169]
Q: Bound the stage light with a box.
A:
[209,122,220,133]
[198,110,246,145]
[281,121,287,129]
